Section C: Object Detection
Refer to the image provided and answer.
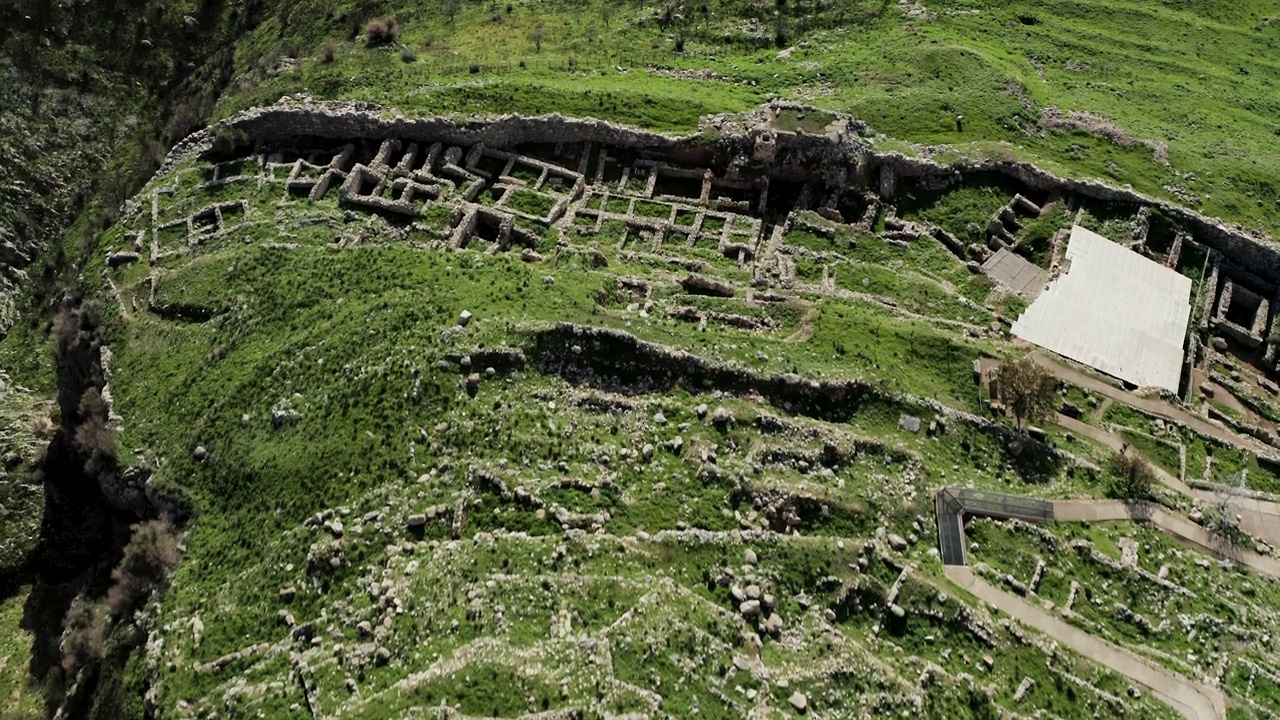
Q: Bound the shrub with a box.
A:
[994,357,1057,430]
[1108,451,1155,500]
[75,388,117,476]
[400,47,418,63]
[60,596,107,677]
[365,16,400,46]
[210,126,250,157]
[106,518,183,618]
[320,40,338,63]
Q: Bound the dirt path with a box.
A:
[1054,499,1280,577]
[936,489,1280,720]
[1188,489,1280,548]
[945,565,1227,720]
[1030,351,1271,457]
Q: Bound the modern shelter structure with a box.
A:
[1011,225,1192,393]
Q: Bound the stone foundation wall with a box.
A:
[146,96,1280,286]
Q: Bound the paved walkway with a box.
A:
[935,489,1280,719]
[1030,351,1272,458]
[945,565,1227,720]
[1055,409,1280,547]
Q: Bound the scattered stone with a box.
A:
[1013,677,1035,703]
[279,586,296,602]
[898,415,921,433]
[712,407,733,425]
[682,273,736,297]
[887,534,909,552]
[739,599,762,617]
[788,691,808,713]
[193,445,207,461]
[745,549,758,565]
[458,310,473,326]
[746,584,761,600]
[407,514,426,528]
[653,411,667,425]
[763,613,784,636]
[374,646,391,665]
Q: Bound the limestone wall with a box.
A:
[146,96,1280,285]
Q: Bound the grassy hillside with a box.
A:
[215,0,1280,235]
[4,0,1280,717]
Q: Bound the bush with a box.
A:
[75,388,116,476]
[365,16,400,46]
[210,126,250,157]
[60,596,107,677]
[994,357,1057,430]
[320,40,338,63]
[1108,451,1155,500]
[400,47,418,63]
[106,518,182,618]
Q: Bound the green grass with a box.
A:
[0,589,42,719]
[968,516,1280,700]
[199,0,1280,238]
[14,0,1280,715]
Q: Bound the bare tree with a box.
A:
[994,357,1057,431]
[1206,468,1248,549]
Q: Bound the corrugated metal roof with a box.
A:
[1011,226,1191,392]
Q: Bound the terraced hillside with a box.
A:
[6,1,1280,719]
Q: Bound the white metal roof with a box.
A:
[1011,225,1191,392]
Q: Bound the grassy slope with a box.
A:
[3,0,1280,716]
[76,143,1151,716]
[217,0,1280,235]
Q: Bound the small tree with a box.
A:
[995,357,1057,431]
[1108,451,1155,500]
[528,28,544,52]
[1205,469,1249,549]
[364,16,400,46]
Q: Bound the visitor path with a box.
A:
[944,565,1227,720]
[933,487,1280,720]
[1029,351,1272,457]
[1016,351,1280,546]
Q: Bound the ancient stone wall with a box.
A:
[144,96,1280,286]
